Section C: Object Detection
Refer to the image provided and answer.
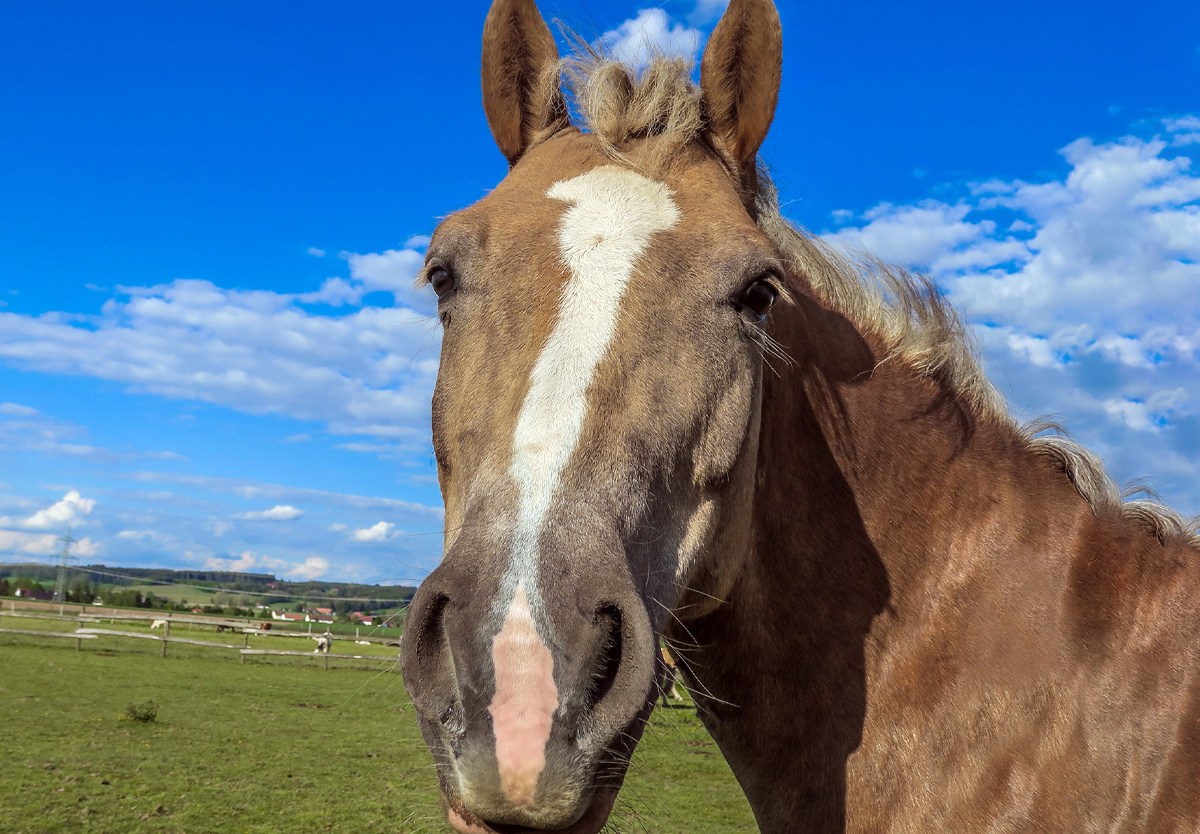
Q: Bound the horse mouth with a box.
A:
[445,788,618,834]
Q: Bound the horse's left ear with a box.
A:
[700,0,782,172]
[482,0,570,165]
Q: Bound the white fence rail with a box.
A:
[0,606,401,670]
[0,628,97,650]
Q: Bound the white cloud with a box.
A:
[0,490,100,558]
[598,9,705,68]
[334,440,423,460]
[0,405,182,464]
[1,490,97,531]
[233,504,305,522]
[0,402,40,417]
[1103,389,1189,432]
[825,117,1200,514]
[203,550,329,580]
[830,201,993,268]
[299,276,361,307]
[1165,116,1200,146]
[121,470,443,520]
[290,556,330,580]
[15,470,448,582]
[0,530,97,558]
[341,247,431,311]
[352,521,396,542]
[0,244,440,446]
[307,247,326,257]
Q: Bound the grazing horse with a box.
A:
[399,1,1200,832]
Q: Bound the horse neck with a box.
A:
[745,289,1051,630]
[670,290,1083,832]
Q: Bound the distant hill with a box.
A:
[0,562,416,613]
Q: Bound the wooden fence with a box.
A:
[0,605,401,670]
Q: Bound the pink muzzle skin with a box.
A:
[487,587,559,808]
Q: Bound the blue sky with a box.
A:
[1,0,1197,583]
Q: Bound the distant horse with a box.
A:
[313,633,332,654]
[658,646,683,707]
[149,619,166,629]
[400,1,1200,832]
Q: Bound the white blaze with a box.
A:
[505,165,681,601]
[487,166,678,806]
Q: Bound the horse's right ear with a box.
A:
[700,0,782,173]
[481,0,569,166]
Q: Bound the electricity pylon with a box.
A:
[52,525,79,603]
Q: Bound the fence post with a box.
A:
[324,651,329,671]
[161,617,170,658]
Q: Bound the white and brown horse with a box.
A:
[400,1,1200,832]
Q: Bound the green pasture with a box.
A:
[122,585,222,606]
[0,634,756,833]
[0,612,402,667]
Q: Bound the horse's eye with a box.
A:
[738,279,778,322]
[429,268,456,300]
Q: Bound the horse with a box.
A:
[314,633,332,654]
[659,646,683,707]
[399,1,1200,832]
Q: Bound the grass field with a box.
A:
[1,604,403,651]
[0,635,757,834]
[122,585,223,606]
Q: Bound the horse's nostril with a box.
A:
[583,605,624,717]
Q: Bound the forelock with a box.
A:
[558,52,704,154]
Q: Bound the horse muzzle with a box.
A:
[401,550,658,832]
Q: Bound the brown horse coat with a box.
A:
[401,1,1200,831]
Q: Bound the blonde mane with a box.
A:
[558,53,1199,549]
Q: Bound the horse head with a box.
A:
[401,1,784,831]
